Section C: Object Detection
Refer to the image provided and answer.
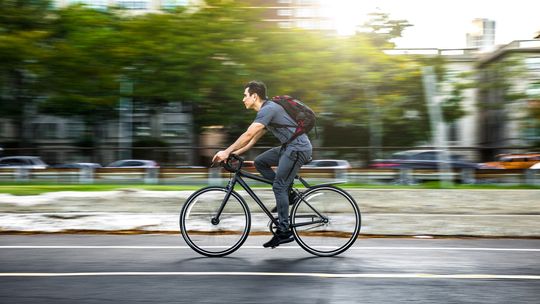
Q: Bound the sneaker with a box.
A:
[270,192,299,213]
[263,230,294,248]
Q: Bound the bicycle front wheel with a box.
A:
[291,186,361,257]
[179,187,251,257]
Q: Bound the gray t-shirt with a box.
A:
[254,100,312,152]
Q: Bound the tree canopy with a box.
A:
[0,0,463,150]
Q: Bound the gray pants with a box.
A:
[254,146,312,231]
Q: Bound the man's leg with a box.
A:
[255,147,285,214]
[254,147,281,181]
[263,150,311,248]
[273,150,311,232]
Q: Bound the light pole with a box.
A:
[365,87,382,161]
[423,66,453,187]
[118,74,133,160]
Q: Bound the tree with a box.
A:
[314,30,429,155]
[39,1,255,160]
[528,80,540,147]
[528,80,540,120]
[111,0,257,134]
[0,2,450,164]
[40,5,122,124]
[360,12,413,48]
[223,11,433,160]
[441,72,472,124]
[478,55,528,112]
[35,4,123,161]
[233,28,343,142]
[0,0,53,148]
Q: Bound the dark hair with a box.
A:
[245,80,267,100]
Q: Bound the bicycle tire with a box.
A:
[291,186,361,257]
[179,186,251,257]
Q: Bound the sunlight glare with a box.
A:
[319,0,376,36]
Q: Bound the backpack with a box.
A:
[269,95,317,145]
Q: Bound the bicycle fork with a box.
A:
[211,176,237,225]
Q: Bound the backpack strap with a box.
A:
[268,122,296,128]
[268,98,309,146]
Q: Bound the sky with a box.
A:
[320,0,540,49]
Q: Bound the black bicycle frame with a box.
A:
[214,168,327,229]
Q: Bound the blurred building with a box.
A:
[244,0,333,31]
[1,0,205,166]
[384,48,481,160]
[54,0,201,12]
[477,40,540,159]
[0,101,195,166]
[55,0,335,30]
[384,39,540,161]
[466,18,496,52]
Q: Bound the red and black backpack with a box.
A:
[269,95,317,145]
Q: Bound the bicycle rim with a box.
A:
[180,187,250,257]
[291,186,361,256]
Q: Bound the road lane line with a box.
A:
[1,246,539,252]
[0,272,539,280]
[356,247,540,252]
[4,212,540,217]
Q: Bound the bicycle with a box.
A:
[179,154,361,257]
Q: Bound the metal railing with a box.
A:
[0,167,538,186]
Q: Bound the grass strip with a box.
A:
[0,181,539,196]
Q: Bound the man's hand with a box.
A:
[212,150,230,163]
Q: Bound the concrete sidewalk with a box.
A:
[0,188,539,237]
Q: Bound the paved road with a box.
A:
[1,235,539,303]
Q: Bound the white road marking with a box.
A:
[5,212,540,216]
[0,245,539,252]
[357,247,540,252]
[0,272,538,280]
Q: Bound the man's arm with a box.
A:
[213,123,266,162]
[233,127,266,155]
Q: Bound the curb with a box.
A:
[1,189,539,237]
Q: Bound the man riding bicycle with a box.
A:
[212,81,312,248]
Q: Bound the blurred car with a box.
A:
[302,159,351,170]
[479,153,540,169]
[369,150,478,169]
[0,156,48,169]
[105,159,159,168]
[52,162,102,169]
[175,165,206,169]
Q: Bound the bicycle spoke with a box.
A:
[303,223,326,231]
[299,199,327,219]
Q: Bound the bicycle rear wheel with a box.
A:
[179,187,251,257]
[291,186,361,257]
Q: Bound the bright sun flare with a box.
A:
[319,0,376,35]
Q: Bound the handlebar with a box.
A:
[211,153,244,173]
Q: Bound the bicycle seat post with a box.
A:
[297,175,310,188]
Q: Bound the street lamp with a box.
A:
[423,66,453,187]
[118,73,133,160]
